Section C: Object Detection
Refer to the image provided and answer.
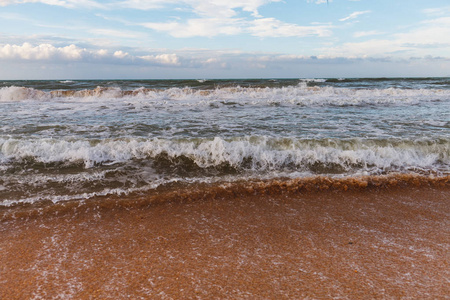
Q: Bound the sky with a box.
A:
[0,0,449,79]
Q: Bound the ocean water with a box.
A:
[0,78,449,207]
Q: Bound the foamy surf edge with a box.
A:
[1,136,448,172]
[1,173,449,220]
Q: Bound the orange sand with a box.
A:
[1,186,449,299]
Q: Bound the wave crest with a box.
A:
[1,84,449,106]
[2,137,448,175]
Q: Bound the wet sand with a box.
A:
[1,185,449,299]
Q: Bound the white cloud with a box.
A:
[0,43,183,66]
[144,17,332,38]
[353,30,384,38]
[423,6,450,17]
[321,16,450,58]
[321,39,397,58]
[180,0,276,18]
[0,12,31,21]
[88,29,147,40]
[419,16,450,29]
[9,0,280,18]
[0,0,104,9]
[307,0,331,4]
[142,18,243,38]
[139,53,180,65]
[117,0,281,17]
[113,50,129,59]
[1,0,332,39]
[393,17,450,53]
[395,17,450,45]
[339,10,370,22]
[0,43,85,60]
[0,0,282,15]
[113,0,172,10]
[248,18,332,37]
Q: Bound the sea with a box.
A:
[1,77,449,209]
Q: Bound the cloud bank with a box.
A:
[0,43,183,66]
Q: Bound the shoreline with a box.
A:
[2,173,449,220]
[1,183,449,299]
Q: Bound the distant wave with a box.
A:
[325,77,450,83]
[1,84,449,106]
[300,78,326,83]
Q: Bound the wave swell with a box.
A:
[1,84,449,106]
[2,137,448,174]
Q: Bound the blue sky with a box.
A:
[0,0,449,79]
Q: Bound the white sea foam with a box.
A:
[300,78,327,83]
[0,187,145,207]
[6,171,108,186]
[1,137,448,172]
[0,86,49,101]
[1,84,449,106]
[0,176,217,207]
[1,134,448,207]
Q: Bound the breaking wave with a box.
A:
[1,84,449,106]
[1,136,448,208]
[1,136,448,174]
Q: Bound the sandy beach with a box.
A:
[1,183,449,299]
